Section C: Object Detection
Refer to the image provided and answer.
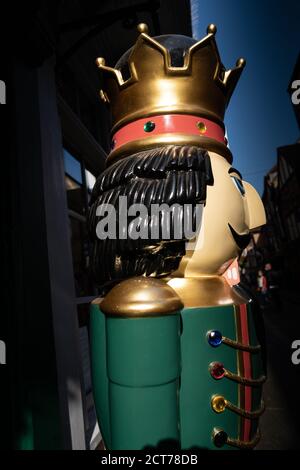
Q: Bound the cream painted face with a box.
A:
[176,151,266,277]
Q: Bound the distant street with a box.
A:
[257,290,300,450]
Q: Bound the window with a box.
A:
[63,148,97,297]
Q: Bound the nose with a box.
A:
[243,181,266,230]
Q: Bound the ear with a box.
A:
[243,181,266,230]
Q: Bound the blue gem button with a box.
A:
[207,330,222,347]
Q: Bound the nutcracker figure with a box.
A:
[88,24,266,450]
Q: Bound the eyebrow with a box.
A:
[228,167,243,180]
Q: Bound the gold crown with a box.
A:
[96,23,245,164]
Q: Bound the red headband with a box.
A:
[112,114,227,150]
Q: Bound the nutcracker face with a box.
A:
[177,151,266,277]
[89,147,265,283]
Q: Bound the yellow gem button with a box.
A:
[211,395,226,413]
[197,121,207,134]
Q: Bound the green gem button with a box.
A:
[197,121,207,134]
[144,121,155,132]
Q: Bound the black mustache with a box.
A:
[228,224,251,250]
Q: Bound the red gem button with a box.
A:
[210,362,225,380]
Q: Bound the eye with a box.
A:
[231,176,245,196]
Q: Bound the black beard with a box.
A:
[88,145,214,285]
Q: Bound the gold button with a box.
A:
[211,395,226,413]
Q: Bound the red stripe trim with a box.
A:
[112,114,227,150]
[235,305,244,441]
[239,303,252,441]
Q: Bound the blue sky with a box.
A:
[191,0,300,194]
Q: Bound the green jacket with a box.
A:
[90,277,266,450]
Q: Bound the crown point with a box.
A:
[236,57,246,68]
[96,57,106,68]
[137,23,149,34]
[207,24,217,35]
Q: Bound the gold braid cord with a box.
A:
[225,399,265,419]
[212,427,261,449]
[227,429,261,449]
[222,335,261,353]
[224,368,266,387]
[211,395,265,419]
